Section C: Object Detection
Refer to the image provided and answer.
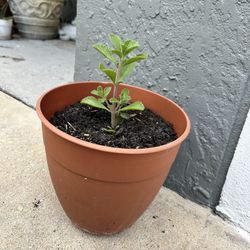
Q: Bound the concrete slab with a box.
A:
[0,92,250,250]
[0,38,75,107]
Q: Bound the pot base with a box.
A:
[0,35,11,40]
[14,16,59,40]
[74,223,131,236]
[17,24,58,40]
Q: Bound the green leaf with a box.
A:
[109,97,119,103]
[93,44,116,63]
[120,88,129,97]
[98,97,106,103]
[109,34,122,51]
[119,112,130,120]
[112,49,123,58]
[90,89,100,97]
[81,96,109,111]
[99,64,116,83]
[96,85,103,93]
[122,39,140,56]
[91,86,104,97]
[119,63,136,82]
[120,112,137,120]
[97,86,104,96]
[119,101,145,112]
[103,87,112,97]
[103,127,116,134]
[119,88,131,104]
[124,53,148,66]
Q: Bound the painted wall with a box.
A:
[216,109,250,233]
[74,0,250,207]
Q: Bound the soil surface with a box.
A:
[51,102,177,149]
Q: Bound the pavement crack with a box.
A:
[0,45,13,49]
[0,55,25,62]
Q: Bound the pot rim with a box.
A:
[36,81,191,155]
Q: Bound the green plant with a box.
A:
[81,34,147,129]
[0,2,9,19]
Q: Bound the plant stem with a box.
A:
[113,60,122,97]
[111,108,117,128]
[113,84,118,98]
[110,91,118,128]
[110,60,122,128]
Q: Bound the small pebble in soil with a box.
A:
[51,102,177,149]
[161,230,165,233]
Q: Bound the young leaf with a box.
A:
[119,101,145,112]
[119,88,131,104]
[109,34,122,51]
[119,112,131,120]
[103,86,112,97]
[112,49,123,58]
[122,40,140,56]
[91,89,101,97]
[109,97,119,103]
[119,63,136,82]
[99,64,116,83]
[81,96,109,111]
[90,86,104,97]
[103,127,116,134]
[98,97,106,103]
[97,86,104,96]
[93,44,116,63]
[120,88,129,97]
[123,53,148,66]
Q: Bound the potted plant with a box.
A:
[8,0,64,39]
[0,1,12,40]
[36,34,191,235]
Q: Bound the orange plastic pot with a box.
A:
[36,82,190,235]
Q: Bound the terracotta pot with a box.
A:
[36,82,190,235]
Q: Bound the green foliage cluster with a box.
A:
[81,34,147,129]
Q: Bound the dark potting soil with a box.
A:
[50,102,177,149]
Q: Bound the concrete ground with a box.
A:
[0,38,250,249]
[1,92,250,250]
[0,38,75,107]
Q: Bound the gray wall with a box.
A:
[74,0,250,208]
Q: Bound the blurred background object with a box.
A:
[0,0,13,40]
[59,0,76,41]
[61,0,76,24]
[8,0,65,40]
